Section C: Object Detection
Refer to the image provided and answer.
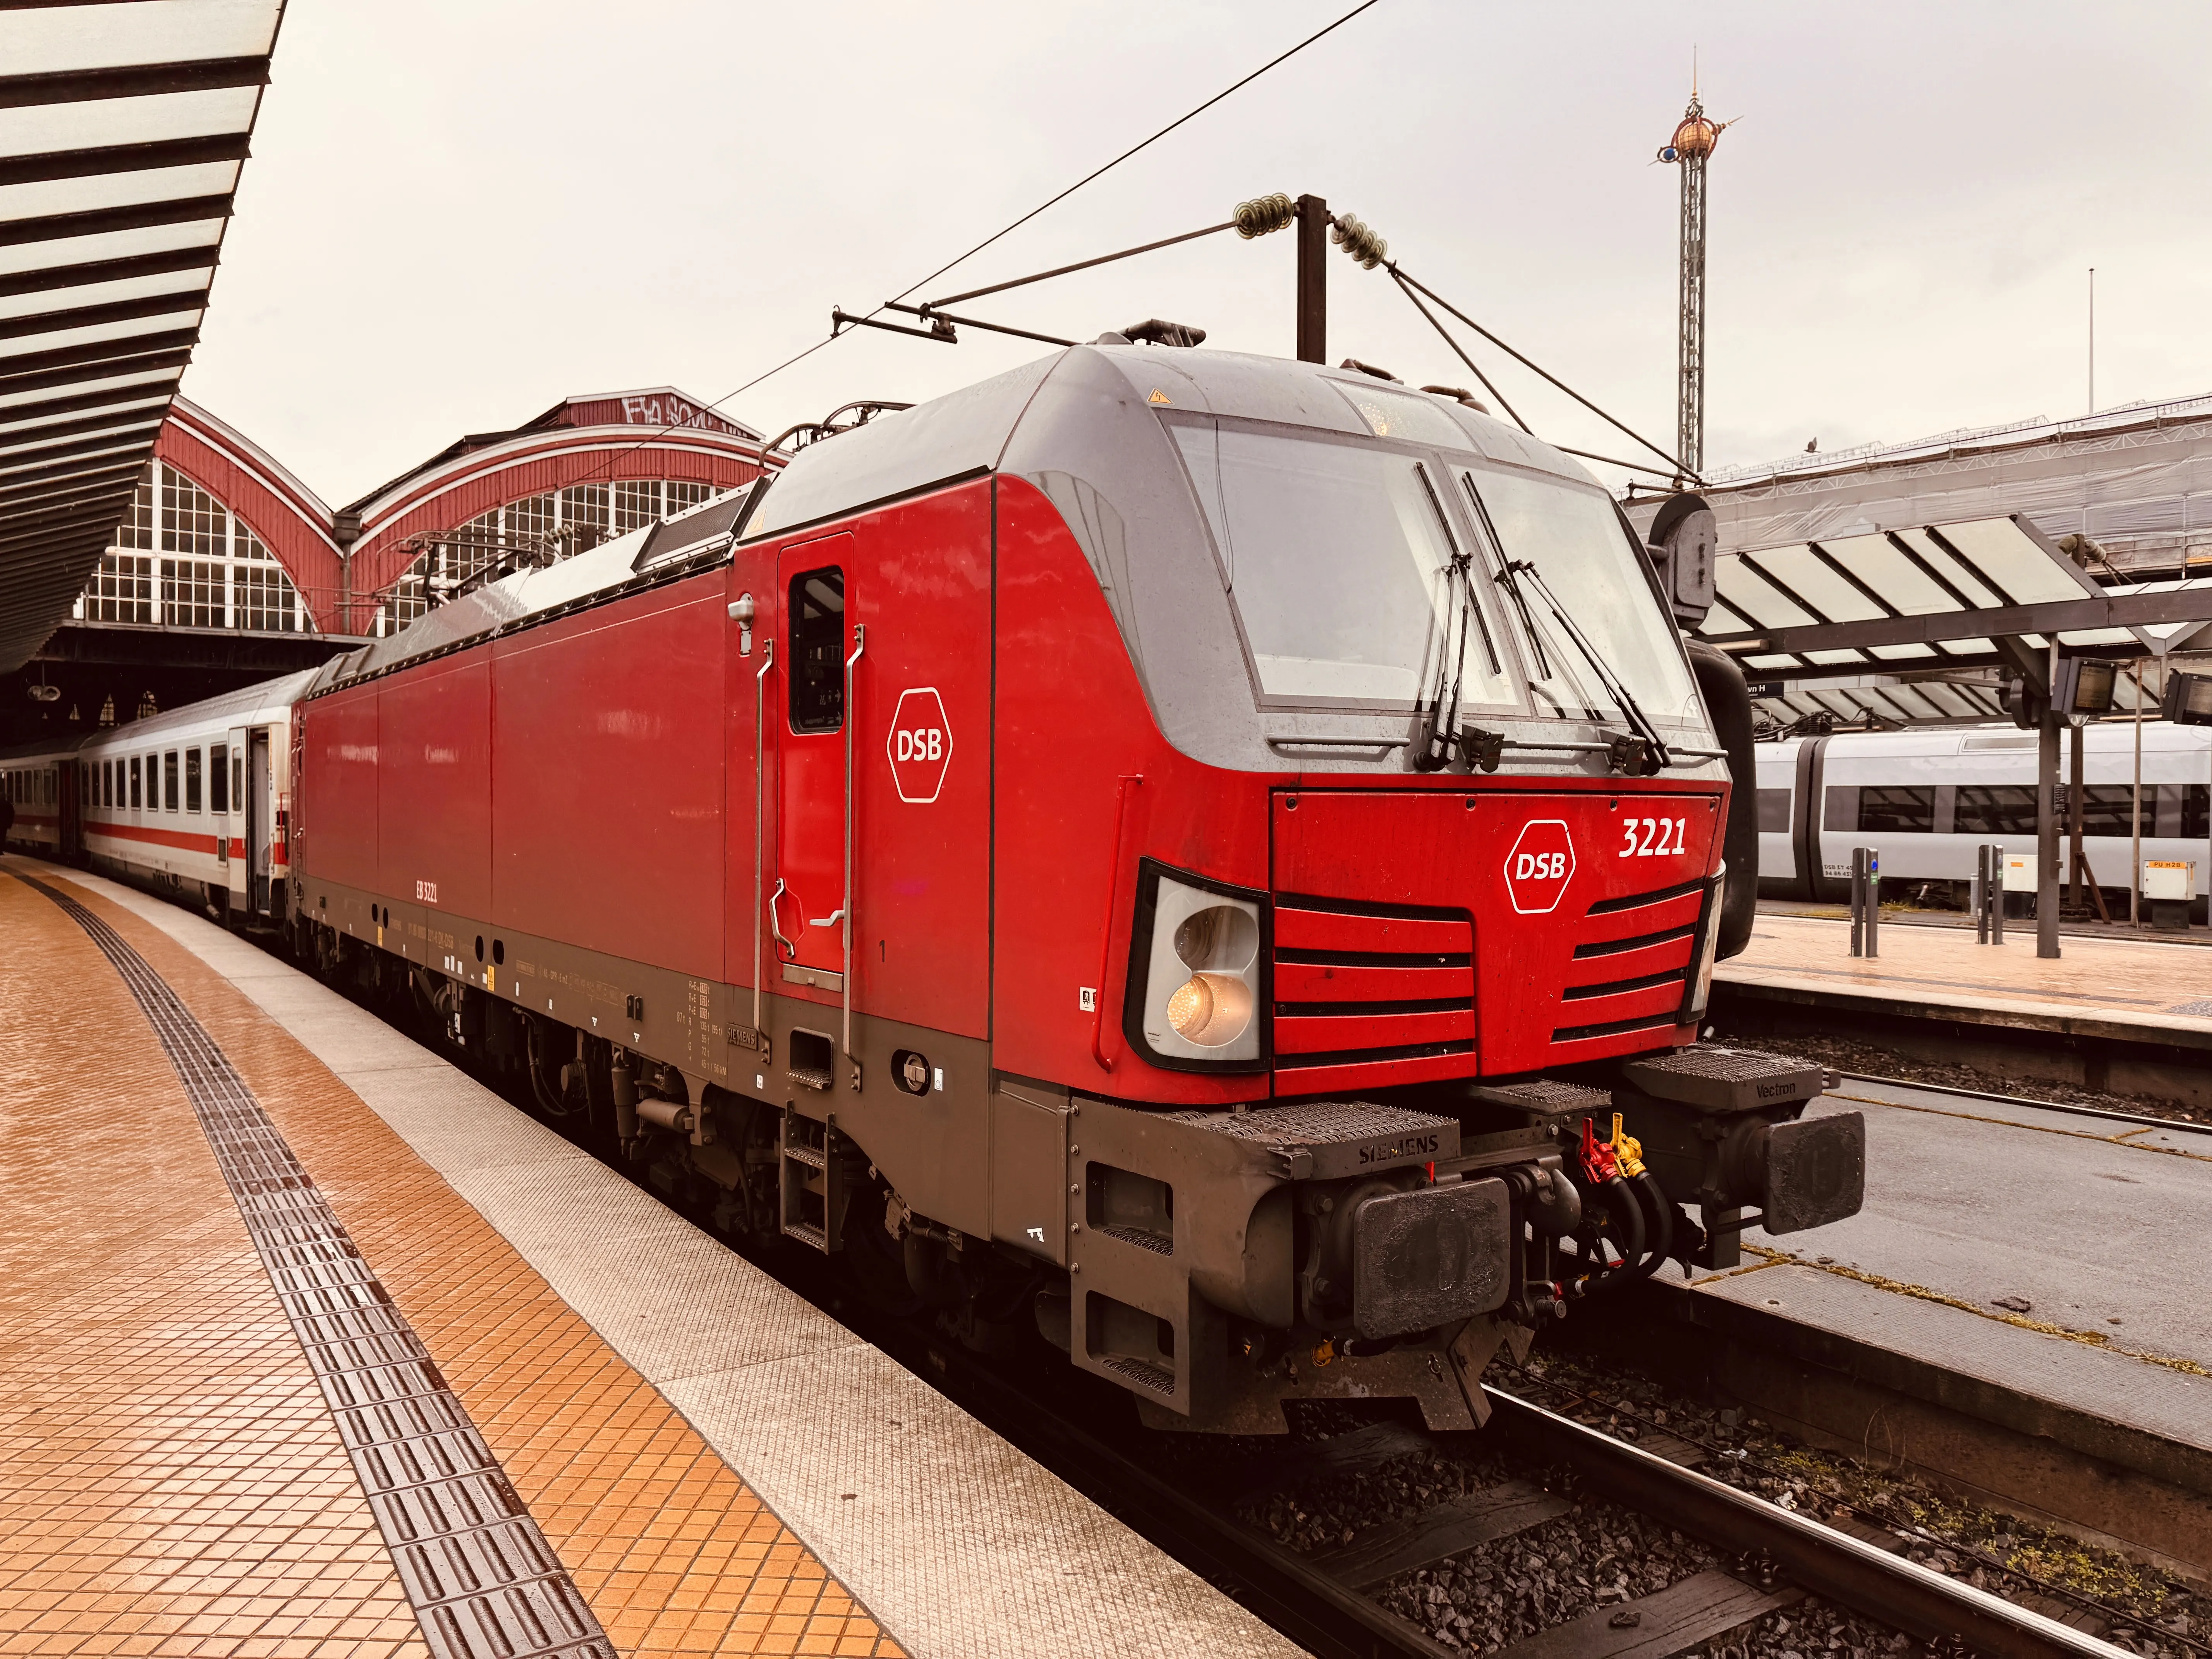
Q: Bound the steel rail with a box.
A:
[1480,1386,2128,1659]
[1834,1069,2212,1138]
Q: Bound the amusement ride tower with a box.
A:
[1657,80,1730,477]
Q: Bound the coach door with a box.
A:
[225,726,249,908]
[775,539,857,993]
[58,761,81,859]
[248,728,274,914]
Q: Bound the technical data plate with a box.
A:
[1163,1100,1459,1179]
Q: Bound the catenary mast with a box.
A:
[1658,75,1729,477]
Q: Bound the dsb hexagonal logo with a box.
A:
[886,687,953,804]
[1503,819,1575,914]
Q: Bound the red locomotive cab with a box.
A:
[716,346,1862,1429]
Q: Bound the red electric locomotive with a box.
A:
[284,343,1864,1431]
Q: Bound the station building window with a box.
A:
[373,478,735,637]
[76,464,309,633]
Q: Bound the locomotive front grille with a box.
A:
[1271,896,1475,1091]
[1549,877,1709,1047]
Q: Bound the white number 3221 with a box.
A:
[1620,817,1686,857]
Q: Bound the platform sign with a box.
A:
[1503,819,1575,914]
[886,687,953,804]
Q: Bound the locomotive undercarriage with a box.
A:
[294,885,1866,1435]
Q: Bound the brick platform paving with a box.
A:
[0,871,901,1659]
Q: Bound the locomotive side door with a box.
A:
[775,539,855,990]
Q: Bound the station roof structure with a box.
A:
[0,0,285,674]
[1688,512,2212,730]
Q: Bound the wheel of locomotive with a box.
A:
[842,1174,926,1317]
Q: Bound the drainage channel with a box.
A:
[14,870,614,1659]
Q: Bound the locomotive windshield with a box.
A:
[1461,467,1701,726]
[1170,422,1518,708]
[1167,413,1696,725]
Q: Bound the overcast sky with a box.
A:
[187,1,2212,506]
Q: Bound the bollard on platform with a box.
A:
[1973,843,2006,943]
[1850,845,1879,958]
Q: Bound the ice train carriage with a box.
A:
[15,347,1867,1430]
[0,671,307,924]
[1756,724,2212,916]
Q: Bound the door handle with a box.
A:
[809,908,845,928]
[768,878,797,960]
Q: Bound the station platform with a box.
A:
[1717,911,2212,1048]
[1654,1074,2212,1579]
[0,859,1301,1659]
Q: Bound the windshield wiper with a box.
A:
[1411,465,1497,772]
[1505,556,1671,775]
[1457,471,1670,775]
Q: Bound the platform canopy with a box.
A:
[1690,514,2212,730]
[0,0,283,674]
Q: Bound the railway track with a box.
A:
[265,936,2185,1659]
[869,1303,2147,1659]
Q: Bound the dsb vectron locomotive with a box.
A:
[12,345,1865,1431]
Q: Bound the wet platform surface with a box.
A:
[1686,1076,2212,1467]
[1717,912,2212,1038]
[0,861,1300,1659]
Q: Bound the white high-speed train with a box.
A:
[1756,723,2212,914]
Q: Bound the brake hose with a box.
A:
[1569,1175,1646,1297]
[1625,1171,1674,1282]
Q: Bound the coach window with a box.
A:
[185,749,203,813]
[1956,785,2039,839]
[210,747,228,815]
[129,757,141,809]
[1856,787,1933,835]
[164,750,179,812]
[788,566,846,732]
[232,748,243,807]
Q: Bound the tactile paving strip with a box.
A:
[16,871,615,1659]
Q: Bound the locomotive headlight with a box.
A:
[1126,863,1268,1069]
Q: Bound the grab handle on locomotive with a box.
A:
[840,623,865,1071]
[752,639,775,1037]
[767,877,797,961]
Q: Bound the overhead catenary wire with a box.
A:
[1385,259,1704,486]
[1389,267,1532,434]
[534,0,1387,507]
